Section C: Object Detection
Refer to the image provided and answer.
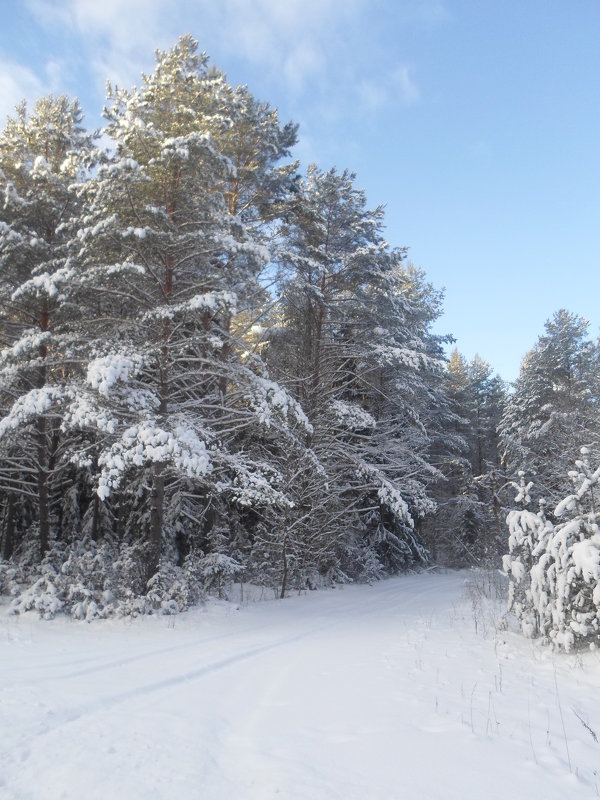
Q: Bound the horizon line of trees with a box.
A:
[1,35,598,620]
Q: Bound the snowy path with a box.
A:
[2,571,600,799]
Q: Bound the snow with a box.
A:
[32,155,51,177]
[0,387,64,438]
[246,375,312,433]
[11,267,74,301]
[0,329,51,363]
[141,291,238,322]
[3,182,25,208]
[331,399,377,431]
[63,392,119,435]
[2,571,599,799]
[97,423,212,499]
[214,459,291,509]
[86,354,140,396]
[0,220,23,243]
[571,537,600,582]
[358,462,413,527]
[123,226,149,239]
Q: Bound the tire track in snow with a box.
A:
[0,573,465,780]
[9,572,459,686]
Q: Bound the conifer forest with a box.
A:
[1,36,600,643]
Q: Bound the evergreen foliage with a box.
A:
[424,350,507,565]
[499,309,600,506]
[3,35,597,621]
[503,449,600,651]
[0,95,96,561]
[0,37,456,614]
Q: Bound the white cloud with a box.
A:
[26,0,167,45]
[23,0,351,125]
[357,80,389,112]
[392,65,420,104]
[17,0,421,153]
[44,58,68,89]
[0,47,82,127]
[282,43,325,94]
[203,0,364,92]
[25,0,174,93]
[357,65,419,113]
[394,0,450,25]
[0,61,47,124]
[25,0,365,98]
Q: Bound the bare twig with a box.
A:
[572,707,598,743]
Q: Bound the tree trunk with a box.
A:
[91,492,100,542]
[48,427,62,538]
[148,237,173,578]
[218,324,231,400]
[280,533,288,599]
[36,303,50,558]
[149,462,165,577]
[114,493,126,543]
[2,493,16,560]
[36,417,50,557]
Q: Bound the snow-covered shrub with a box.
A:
[108,543,147,602]
[11,575,64,620]
[10,547,67,619]
[358,545,387,584]
[0,562,16,595]
[9,523,45,571]
[8,539,204,620]
[9,539,109,619]
[541,448,600,651]
[199,552,243,599]
[146,562,195,614]
[60,539,123,620]
[527,500,555,638]
[181,550,206,604]
[502,473,547,637]
[505,450,600,651]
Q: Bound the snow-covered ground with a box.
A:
[2,571,600,799]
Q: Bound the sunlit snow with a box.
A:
[1,572,599,799]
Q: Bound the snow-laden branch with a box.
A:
[97,423,212,499]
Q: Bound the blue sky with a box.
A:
[2,0,599,382]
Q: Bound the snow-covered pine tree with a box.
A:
[499,309,600,507]
[502,473,550,637]
[269,166,445,581]
[430,350,507,565]
[69,36,311,581]
[533,448,600,651]
[0,95,95,559]
[359,263,451,572]
[504,449,600,651]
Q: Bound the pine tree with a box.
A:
[0,95,95,559]
[505,449,600,651]
[269,166,445,581]
[502,473,548,637]
[499,309,600,506]
[0,35,475,613]
[70,36,310,579]
[535,448,600,650]
[425,350,506,565]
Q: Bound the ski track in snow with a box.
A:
[1,572,600,799]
